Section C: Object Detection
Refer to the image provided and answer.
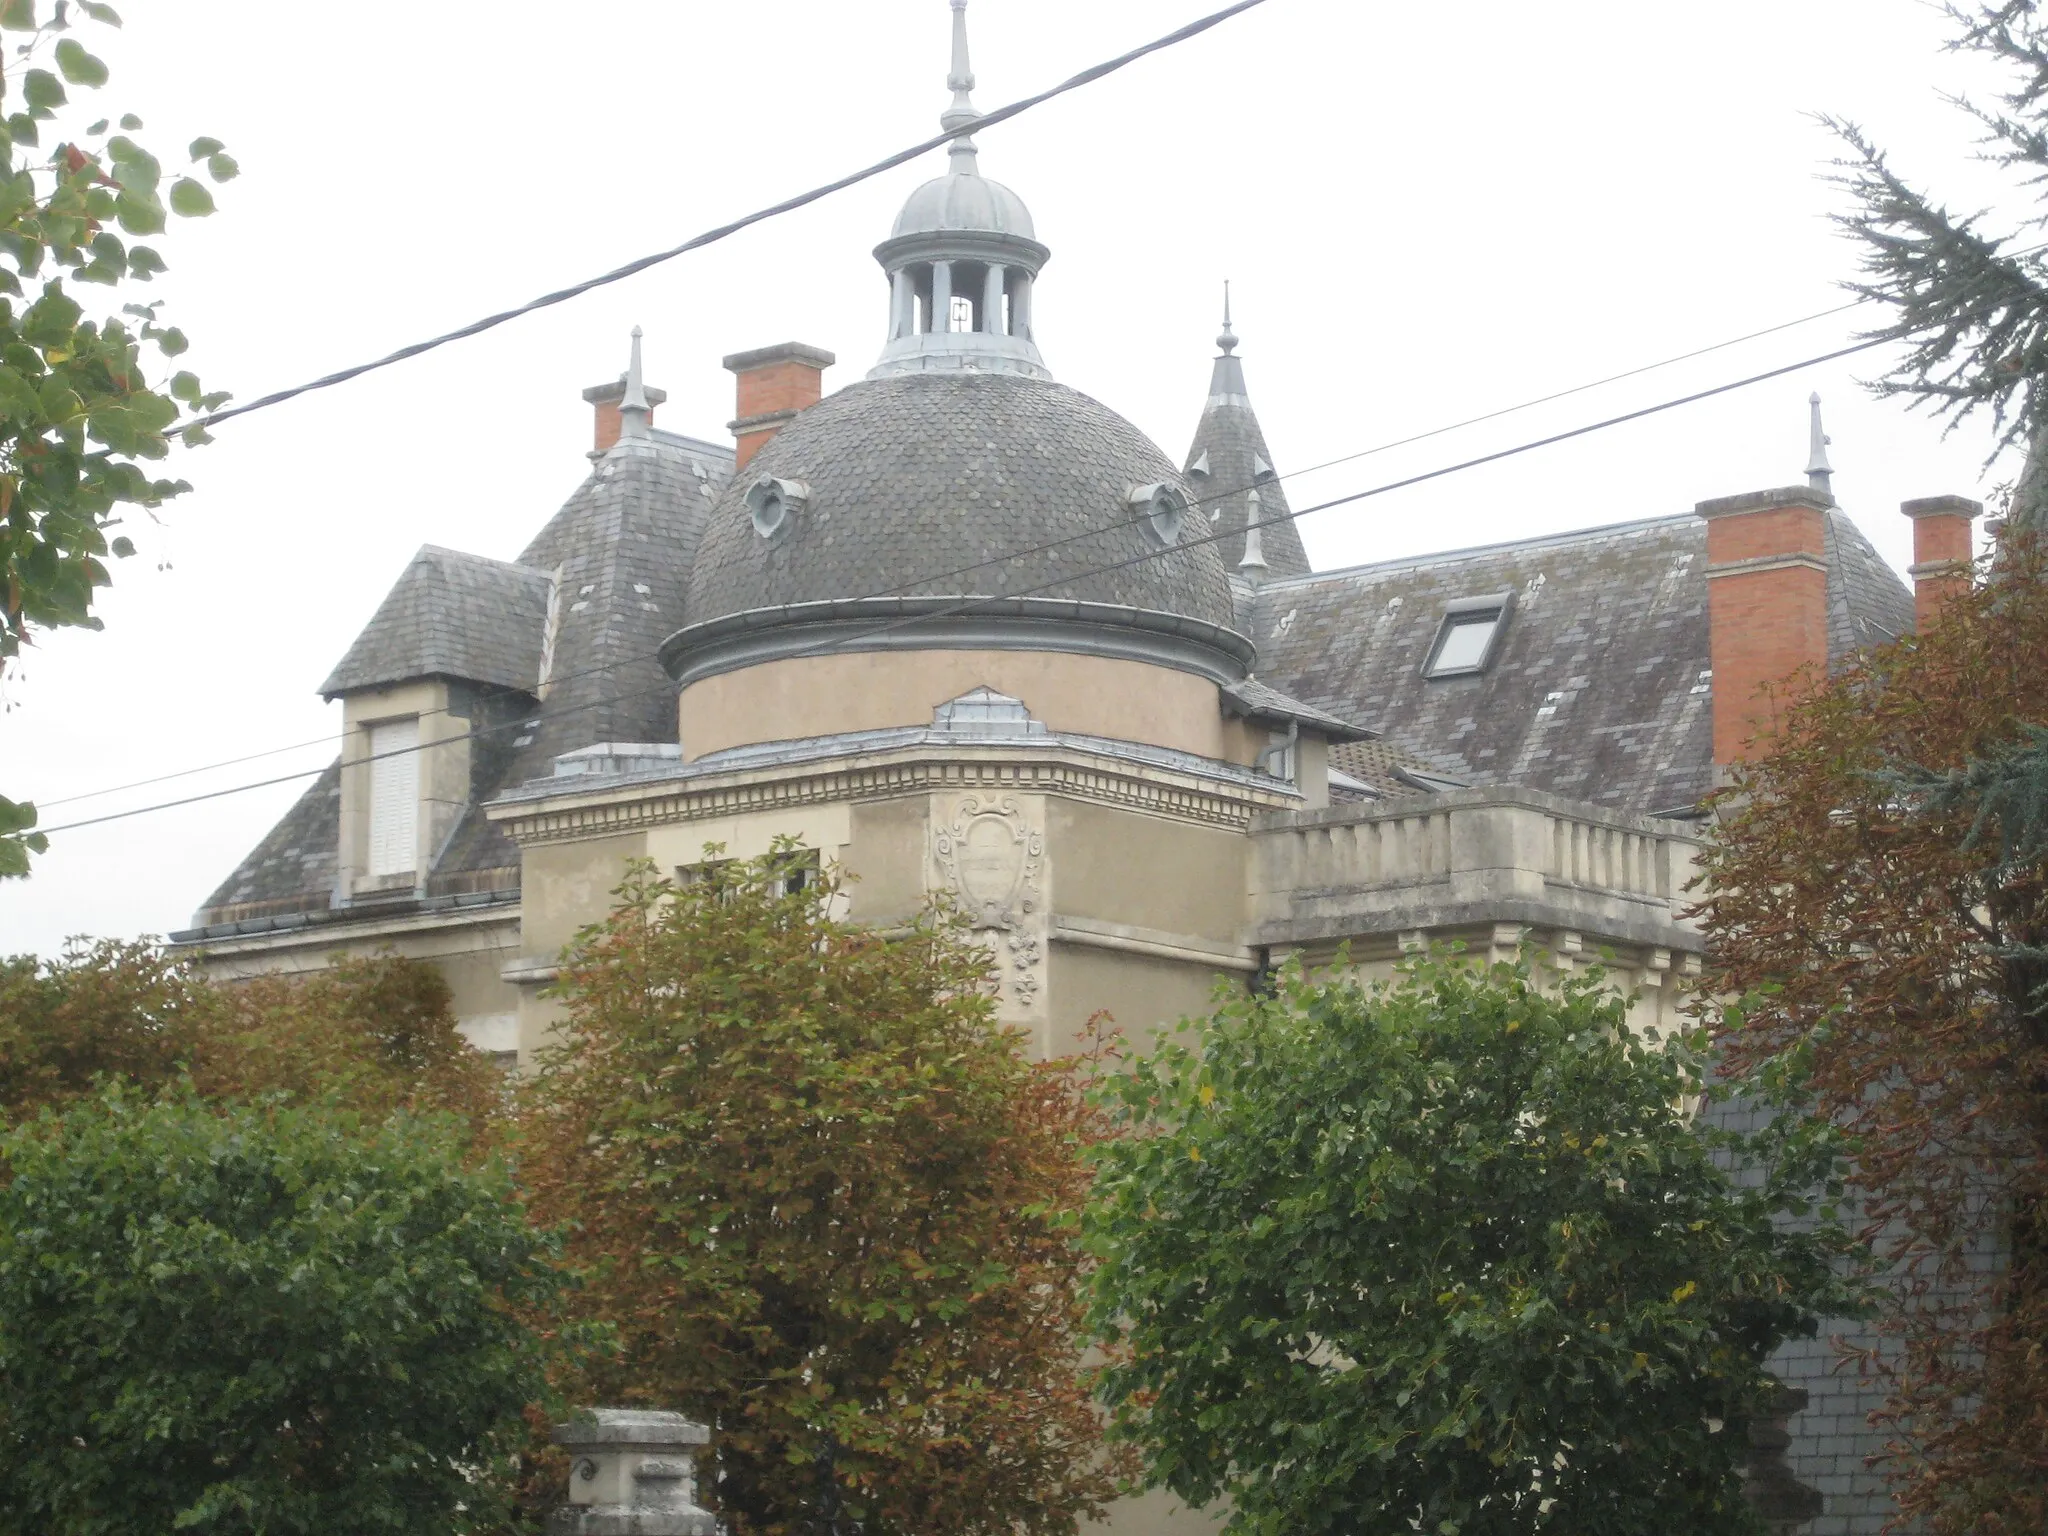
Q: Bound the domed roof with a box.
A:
[678,372,1240,645]
[892,169,1036,241]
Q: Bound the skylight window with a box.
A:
[1423,593,1513,678]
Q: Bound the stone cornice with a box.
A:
[489,739,1300,847]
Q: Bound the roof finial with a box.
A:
[620,326,651,440]
[941,0,982,174]
[1217,280,1237,355]
[1239,486,1268,573]
[1806,390,1833,496]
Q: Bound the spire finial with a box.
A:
[1806,390,1833,495]
[1238,486,1268,572]
[1217,280,1237,354]
[941,0,982,174]
[619,326,651,440]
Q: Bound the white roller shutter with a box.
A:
[366,717,419,877]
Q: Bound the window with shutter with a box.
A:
[366,717,420,877]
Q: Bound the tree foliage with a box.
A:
[0,0,236,873]
[515,853,1120,1536]
[1084,953,1862,1536]
[0,1090,560,1536]
[0,939,502,1134]
[1698,535,2048,1535]
[1825,1,2048,530]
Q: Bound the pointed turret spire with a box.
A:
[1805,391,1833,497]
[619,326,652,440]
[1182,297,1311,580]
[942,0,981,173]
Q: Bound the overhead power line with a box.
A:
[41,291,1882,812]
[29,329,1890,841]
[169,0,1270,438]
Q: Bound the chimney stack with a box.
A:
[1901,495,1981,628]
[723,343,835,470]
[582,334,668,458]
[1696,485,1834,770]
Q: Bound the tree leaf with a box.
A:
[52,38,107,88]
[185,135,222,160]
[204,152,236,183]
[78,0,119,21]
[166,177,212,218]
[22,69,65,115]
[0,0,35,30]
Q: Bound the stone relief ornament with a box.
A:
[932,795,1046,1009]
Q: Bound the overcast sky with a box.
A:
[0,0,2027,955]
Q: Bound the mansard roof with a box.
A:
[1246,507,1914,818]
[319,545,552,698]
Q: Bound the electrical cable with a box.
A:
[165,0,1270,438]
[26,328,1893,841]
[36,290,1887,811]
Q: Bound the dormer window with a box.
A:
[366,716,420,877]
[1423,593,1513,679]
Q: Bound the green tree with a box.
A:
[1084,953,1863,1536]
[0,0,234,873]
[0,939,502,1136]
[515,853,1121,1536]
[0,1089,561,1535]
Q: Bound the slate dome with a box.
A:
[667,372,1246,681]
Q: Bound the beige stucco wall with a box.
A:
[679,650,1236,761]
[1051,800,1247,944]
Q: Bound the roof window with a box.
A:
[1423,592,1513,679]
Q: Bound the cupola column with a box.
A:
[982,263,1006,334]
[931,261,954,333]
[890,269,915,340]
[1011,273,1033,340]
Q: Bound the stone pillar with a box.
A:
[982,262,1006,334]
[1901,494,1982,629]
[889,269,914,341]
[931,260,954,333]
[1695,486,1833,770]
[550,1409,716,1536]
[1012,272,1033,339]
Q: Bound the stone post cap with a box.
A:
[1693,485,1835,519]
[722,341,837,374]
[553,1409,711,1452]
[581,379,670,407]
[551,1409,716,1536]
[1900,494,1984,520]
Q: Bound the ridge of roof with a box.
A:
[1261,512,1702,592]
[319,544,554,698]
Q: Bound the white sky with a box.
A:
[0,0,2028,955]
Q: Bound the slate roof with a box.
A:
[1246,507,1913,818]
[1220,677,1374,741]
[685,372,1238,633]
[511,432,732,780]
[186,431,734,933]
[1184,341,1312,581]
[192,761,341,923]
[320,546,553,698]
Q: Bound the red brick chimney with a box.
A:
[581,376,667,455]
[1901,495,1981,628]
[724,343,835,470]
[1696,486,1834,769]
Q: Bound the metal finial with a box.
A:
[1217,280,1237,354]
[620,326,651,439]
[1238,487,1268,571]
[941,0,982,172]
[1805,391,1833,495]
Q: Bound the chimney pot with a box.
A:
[723,343,835,470]
[1901,495,1982,628]
[582,376,667,456]
[1695,485,1834,769]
